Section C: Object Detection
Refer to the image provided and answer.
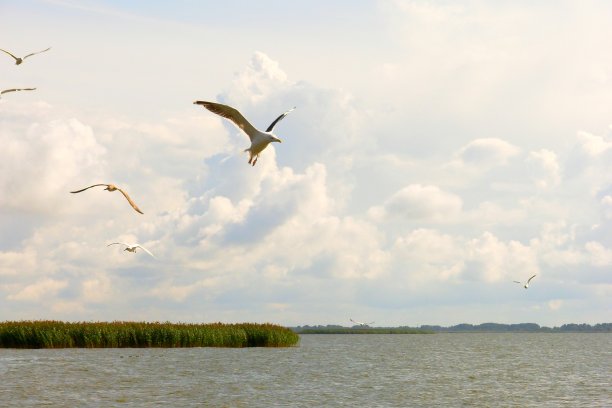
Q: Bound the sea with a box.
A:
[0,333,609,407]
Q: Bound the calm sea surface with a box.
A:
[0,333,609,407]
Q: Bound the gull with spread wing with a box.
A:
[1,88,36,98]
[107,242,156,258]
[514,274,537,289]
[70,183,144,214]
[350,318,375,327]
[194,100,294,166]
[0,47,51,65]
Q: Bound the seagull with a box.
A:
[107,242,156,258]
[514,274,537,289]
[70,184,144,214]
[194,100,295,166]
[0,47,51,65]
[0,88,36,98]
[350,318,375,327]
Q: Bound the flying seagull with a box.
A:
[194,100,295,166]
[0,88,36,98]
[0,47,51,65]
[107,242,156,258]
[70,183,144,214]
[350,318,374,327]
[514,274,537,289]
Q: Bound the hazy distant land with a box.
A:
[292,322,611,334]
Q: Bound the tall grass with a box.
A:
[0,321,299,348]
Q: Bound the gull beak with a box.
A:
[275,137,282,143]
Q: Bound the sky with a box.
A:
[0,0,610,326]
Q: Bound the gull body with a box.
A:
[194,100,294,166]
[107,242,155,258]
[350,318,374,327]
[70,183,144,214]
[514,274,537,289]
[0,47,51,65]
[0,88,36,98]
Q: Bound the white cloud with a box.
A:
[81,273,114,303]
[0,249,38,277]
[2,2,612,326]
[465,232,539,283]
[451,138,520,169]
[8,278,68,301]
[224,51,289,105]
[369,184,462,223]
[601,195,612,220]
[577,130,612,156]
[584,242,612,267]
[528,149,561,188]
[0,111,107,214]
[391,229,464,282]
[548,299,563,311]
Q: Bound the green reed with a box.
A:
[0,321,299,348]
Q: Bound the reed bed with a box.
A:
[0,321,299,348]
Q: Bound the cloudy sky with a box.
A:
[1,0,610,326]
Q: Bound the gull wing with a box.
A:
[1,88,36,95]
[265,106,296,132]
[0,48,19,61]
[22,47,51,60]
[70,183,108,193]
[194,100,259,140]
[107,242,130,247]
[527,274,536,284]
[135,245,156,259]
[117,188,144,214]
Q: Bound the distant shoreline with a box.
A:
[292,322,611,334]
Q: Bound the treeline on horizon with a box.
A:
[420,322,611,333]
[293,326,433,334]
[292,322,611,333]
[0,321,299,348]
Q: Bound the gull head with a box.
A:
[264,133,281,143]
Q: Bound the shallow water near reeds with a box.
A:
[0,333,609,407]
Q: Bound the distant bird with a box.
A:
[107,242,155,258]
[514,274,537,289]
[70,183,143,214]
[350,318,374,327]
[194,100,295,166]
[0,87,36,98]
[0,47,51,65]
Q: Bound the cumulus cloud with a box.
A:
[391,228,464,282]
[0,110,107,215]
[390,228,541,285]
[1,37,611,326]
[577,130,612,156]
[8,278,68,302]
[528,149,561,188]
[548,299,563,311]
[601,195,612,220]
[369,184,462,223]
[465,232,539,283]
[451,138,520,169]
[223,51,289,105]
[584,242,612,267]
